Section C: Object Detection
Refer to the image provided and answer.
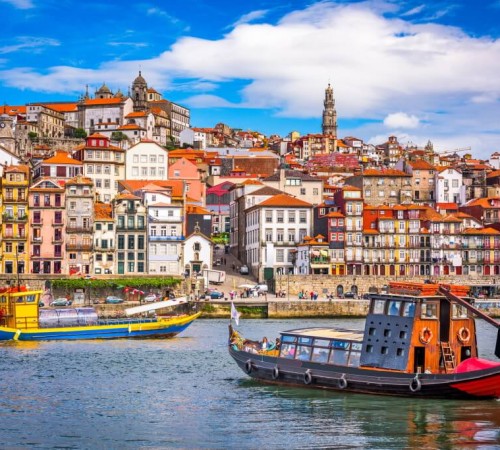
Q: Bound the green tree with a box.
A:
[28,131,38,141]
[111,131,127,142]
[74,128,87,139]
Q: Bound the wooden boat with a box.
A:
[229,282,500,399]
[0,287,201,341]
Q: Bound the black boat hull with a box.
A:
[229,346,500,400]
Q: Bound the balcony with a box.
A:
[66,243,93,251]
[3,214,28,222]
[31,236,43,244]
[149,235,184,242]
[94,246,115,252]
[52,220,64,226]
[66,226,93,233]
[310,258,330,264]
[52,237,64,244]
[4,234,27,240]
[31,219,43,226]
[116,225,146,231]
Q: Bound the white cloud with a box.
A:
[384,112,420,129]
[0,36,59,54]
[183,94,240,108]
[402,5,425,17]
[230,9,269,28]
[0,0,34,9]
[2,2,500,157]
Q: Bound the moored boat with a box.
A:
[229,282,500,399]
[0,286,201,341]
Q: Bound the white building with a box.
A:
[143,187,184,275]
[245,193,313,281]
[125,140,169,180]
[435,167,465,205]
[182,225,213,277]
[78,97,134,135]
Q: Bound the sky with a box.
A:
[1,0,500,158]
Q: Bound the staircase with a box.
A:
[440,342,456,373]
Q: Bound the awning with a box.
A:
[311,251,320,257]
[320,250,329,256]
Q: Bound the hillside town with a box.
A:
[1,73,500,291]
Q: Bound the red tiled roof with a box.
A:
[257,194,312,207]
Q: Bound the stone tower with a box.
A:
[322,83,337,137]
[0,111,15,153]
[132,71,148,112]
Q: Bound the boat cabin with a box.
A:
[0,287,42,331]
[278,282,480,375]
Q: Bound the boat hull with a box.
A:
[229,346,500,400]
[0,312,201,341]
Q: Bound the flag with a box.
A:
[231,302,241,326]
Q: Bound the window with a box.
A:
[300,188,306,195]
[288,211,296,223]
[421,302,438,319]
[265,229,272,242]
[265,210,272,223]
[299,211,307,223]
[276,249,284,262]
[277,210,284,223]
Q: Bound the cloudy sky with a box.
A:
[1,0,500,158]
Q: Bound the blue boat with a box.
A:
[0,287,200,341]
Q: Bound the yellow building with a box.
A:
[2,165,30,278]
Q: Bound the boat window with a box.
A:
[296,345,311,361]
[0,295,6,304]
[351,343,362,352]
[402,302,415,317]
[388,301,401,316]
[452,304,468,319]
[313,338,330,347]
[280,343,296,359]
[373,300,385,314]
[25,294,36,303]
[311,347,330,363]
[329,349,348,365]
[331,340,350,350]
[421,302,438,319]
[281,335,297,343]
[348,350,361,367]
[298,337,313,345]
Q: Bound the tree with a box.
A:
[28,132,38,141]
[111,131,127,142]
[74,128,87,139]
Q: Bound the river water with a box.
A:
[0,318,499,449]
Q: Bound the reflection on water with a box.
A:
[0,318,498,449]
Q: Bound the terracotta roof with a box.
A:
[125,111,149,118]
[88,133,109,139]
[256,193,312,208]
[325,211,345,218]
[462,227,500,235]
[45,103,78,112]
[436,202,459,210]
[250,186,284,196]
[407,159,435,170]
[94,203,113,220]
[241,179,264,186]
[186,205,213,215]
[116,191,141,200]
[67,175,93,185]
[119,180,184,198]
[486,170,500,178]
[42,150,82,165]
[5,165,29,174]
[118,124,143,130]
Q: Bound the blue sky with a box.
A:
[1,0,500,157]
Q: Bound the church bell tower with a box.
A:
[322,83,337,137]
[132,71,148,112]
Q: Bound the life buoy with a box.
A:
[272,366,280,380]
[419,327,433,345]
[457,327,471,344]
[409,375,421,393]
[0,307,5,319]
[304,369,313,385]
[245,359,253,374]
[338,374,348,389]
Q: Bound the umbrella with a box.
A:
[238,284,255,289]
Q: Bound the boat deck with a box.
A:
[282,327,364,341]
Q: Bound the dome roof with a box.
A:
[114,89,124,98]
[133,71,147,85]
[97,83,111,94]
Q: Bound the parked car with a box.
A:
[50,298,71,307]
[239,265,249,275]
[105,296,124,304]
[206,290,224,299]
[144,294,159,303]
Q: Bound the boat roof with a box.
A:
[281,327,363,342]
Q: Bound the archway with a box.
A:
[336,285,344,297]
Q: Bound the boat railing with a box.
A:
[97,317,159,326]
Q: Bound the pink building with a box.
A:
[29,177,66,274]
[168,157,205,204]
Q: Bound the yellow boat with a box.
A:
[0,287,200,341]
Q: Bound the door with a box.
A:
[414,347,425,374]
[118,262,124,275]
